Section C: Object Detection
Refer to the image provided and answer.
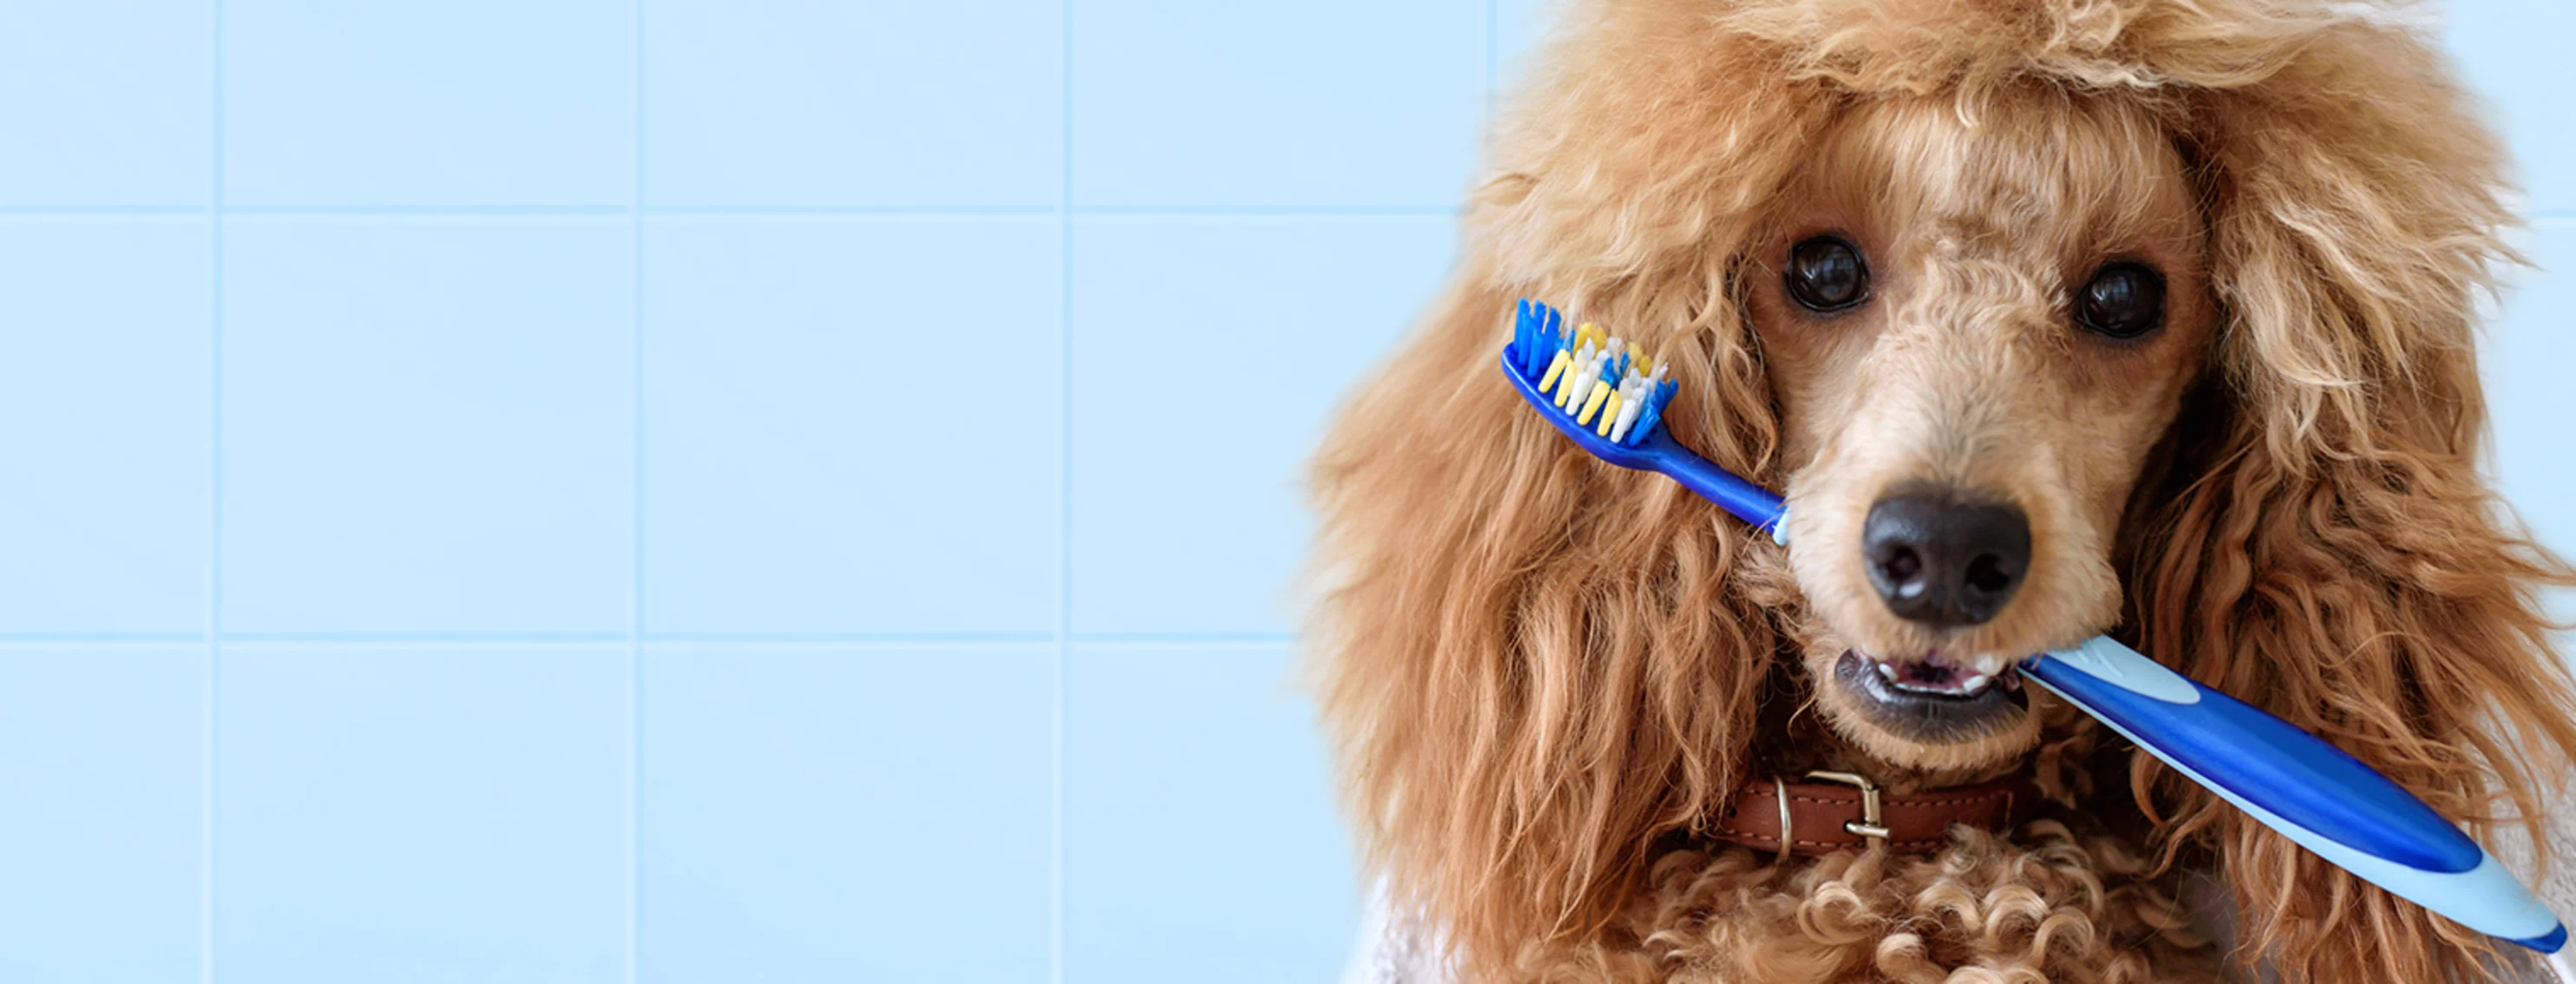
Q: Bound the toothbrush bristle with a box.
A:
[1538,349,1571,393]
[1507,300,1679,448]
[1578,379,1611,425]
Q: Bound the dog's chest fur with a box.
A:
[1583,830,2221,983]
[1350,825,2228,984]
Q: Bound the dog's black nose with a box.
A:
[1861,487,2030,627]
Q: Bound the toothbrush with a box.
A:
[1499,298,2566,954]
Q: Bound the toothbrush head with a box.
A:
[1501,298,1679,470]
[1501,299,1790,535]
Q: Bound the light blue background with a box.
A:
[0,2,2565,982]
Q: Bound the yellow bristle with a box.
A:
[1578,380,1611,424]
[1627,343,1649,375]
[1537,350,1571,394]
[1597,392,1622,436]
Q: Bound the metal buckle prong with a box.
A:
[1769,776,1792,864]
[1803,770,1892,843]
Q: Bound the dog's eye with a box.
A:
[1784,236,1868,312]
[2073,262,2164,339]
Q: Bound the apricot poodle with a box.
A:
[1309,1,2576,981]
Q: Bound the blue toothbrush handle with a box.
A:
[2024,638,2566,952]
[1635,429,1786,536]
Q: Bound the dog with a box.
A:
[1308,1,2576,981]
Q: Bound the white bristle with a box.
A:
[1555,342,1597,403]
[1609,375,1647,442]
[1568,348,1604,412]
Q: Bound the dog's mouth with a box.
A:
[1829,648,2029,743]
[1860,650,2021,698]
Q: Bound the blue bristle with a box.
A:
[1531,303,1547,360]
[1627,404,1660,446]
[1618,378,1679,446]
[1514,299,1533,363]
[1514,304,1535,365]
[1530,309,1563,376]
[1533,305,1562,375]
[1628,399,1664,447]
[1513,300,1533,374]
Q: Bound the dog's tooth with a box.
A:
[1961,673,1990,694]
[1874,661,1899,682]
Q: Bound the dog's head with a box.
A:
[1312,1,2576,980]
[1759,90,2214,773]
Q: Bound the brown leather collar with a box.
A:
[1710,771,2039,859]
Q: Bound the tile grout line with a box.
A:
[6,202,2573,221]
[202,0,223,981]
[0,206,1467,220]
[0,631,1291,646]
[627,2,647,981]
[0,631,1289,646]
[0,634,207,644]
[0,206,206,215]
[217,206,634,216]
[212,632,635,642]
[1055,0,1074,981]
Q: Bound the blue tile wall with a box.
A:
[1493,0,1557,94]
[0,646,200,983]
[220,219,634,634]
[1065,644,1354,984]
[640,218,1061,635]
[2485,220,2576,554]
[643,0,1062,208]
[637,644,1052,982]
[0,1,211,207]
[222,0,634,207]
[0,3,2564,983]
[1071,1,1485,208]
[0,220,209,636]
[1069,216,1450,635]
[2448,2,2576,213]
[213,645,627,982]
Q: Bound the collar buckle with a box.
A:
[1803,770,1891,843]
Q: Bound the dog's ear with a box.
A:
[1306,279,1786,981]
[2130,16,2576,981]
[1304,7,1822,976]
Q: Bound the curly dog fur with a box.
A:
[1306,1,2576,981]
